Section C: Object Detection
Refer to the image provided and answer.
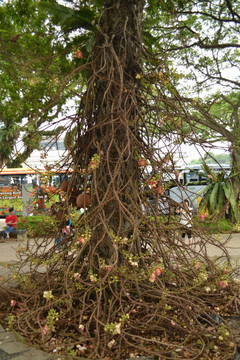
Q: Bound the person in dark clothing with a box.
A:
[56,218,71,249]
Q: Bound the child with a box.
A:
[56,219,71,249]
[1,207,18,242]
[176,199,193,245]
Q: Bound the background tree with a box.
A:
[147,0,240,219]
[0,0,86,167]
[190,151,231,164]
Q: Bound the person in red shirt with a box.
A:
[1,207,18,242]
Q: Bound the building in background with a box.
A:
[25,136,67,170]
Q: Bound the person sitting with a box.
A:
[1,207,18,242]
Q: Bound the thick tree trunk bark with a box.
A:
[77,0,145,260]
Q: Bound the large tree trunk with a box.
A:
[75,0,145,261]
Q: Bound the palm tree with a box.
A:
[198,163,238,221]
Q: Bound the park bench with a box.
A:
[0,229,27,241]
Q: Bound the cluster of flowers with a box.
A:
[89,153,100,170]
[199,213,207,221]
[75,50,83,58]
[78,236,85,244]
[149,267,162,282]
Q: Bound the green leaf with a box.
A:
[222,181,238,219]
[40,2,98,33]
[92,0,103,7]
[143,31,156,49]
[201,163,217,182]
[217,171,224,182]
[209,183,218,213]
[39,2,75,24]
[216,183,225,212]
[196,183,212,197]
[222,180,232,199]
[198,186,212,213]
[86,34,95,53]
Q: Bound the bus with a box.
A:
[178,163,231,186]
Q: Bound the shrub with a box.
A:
[197,217,234,233]
[17,215,57,236]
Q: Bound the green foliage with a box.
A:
[190,152,231,165]
[198,217,234,233]
[18,215,57,236]
[144,0,240,209]
[0,0,81,166]
[46,308,59,331]
[0,0,239,173]
[198,165,239,221]
[39,2,98,33]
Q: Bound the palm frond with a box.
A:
[209,183,219,213]
[40,2,98,33]
[222,180,238,219]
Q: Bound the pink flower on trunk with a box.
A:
[10,300,16,307]
[156,185,164,195]
[200,213,207,221]
[105,266,112,271]
[218,280,228,288]
[89,161,98,169]
[138,158,147,167]
[148,179,158,188]
[154,267,162,276]
[42,325,50,335]
[149,273,156,282]
[75,50,83,58]
[195,262,202,270]
[78,236,85,244]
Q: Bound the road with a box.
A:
[0,220,239,265]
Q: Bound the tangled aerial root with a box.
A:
[0,212,239,359]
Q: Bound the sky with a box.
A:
[177,141,230,165]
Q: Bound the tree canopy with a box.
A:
[190,151,231,164]
[1,0,240,167]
